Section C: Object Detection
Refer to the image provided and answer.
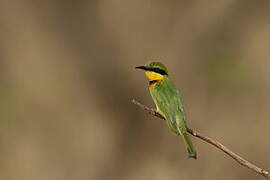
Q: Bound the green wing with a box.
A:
[149,77,197,158]
[175,90,188,130]
[149,78,187,134]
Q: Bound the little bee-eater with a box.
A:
[136,62,197,159]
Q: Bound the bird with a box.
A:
[136,61,197,159]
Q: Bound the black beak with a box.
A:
[135,66,148,71]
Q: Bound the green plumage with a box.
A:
[150,76,197,159]
[136,62,197,159]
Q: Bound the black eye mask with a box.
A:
[150,68,168,75]
[135,66,168,75]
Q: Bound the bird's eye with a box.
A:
[152,68,168,75]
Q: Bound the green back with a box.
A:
[149,76,187,134]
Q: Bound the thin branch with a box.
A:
[131,99,270,179]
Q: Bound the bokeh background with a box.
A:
[1,1,270,179]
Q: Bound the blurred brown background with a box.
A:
[0,0,270,179]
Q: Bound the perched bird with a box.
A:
[136,62,197,159]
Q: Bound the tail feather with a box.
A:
[181,132,197,159]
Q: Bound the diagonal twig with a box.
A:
[131,99,270,179]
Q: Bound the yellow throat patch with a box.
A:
[145,71,164,81]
